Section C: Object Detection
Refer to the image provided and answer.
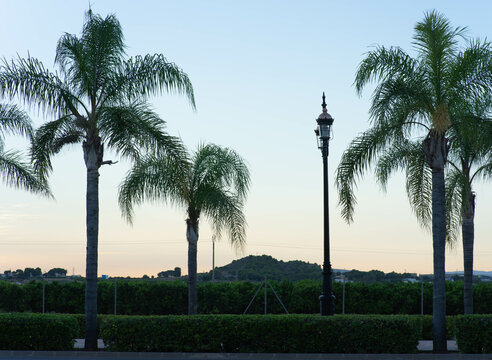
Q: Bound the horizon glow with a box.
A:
[1,0,491,277]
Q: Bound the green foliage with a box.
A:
[420,315,457,340]
[72,314,105,338]
[0,313,78,350]
[0,103,50,195]
[473,283,492,314]
[158,267,181,278]
[100,314,421,353]
[1,279,490,316]
[45,268,67,277]
[455,315,492,353]
[201,255,322,282]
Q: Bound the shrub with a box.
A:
[100,314,422,353]
[420,315,456,340]
[72,314,107,338]
[0,313,78,350]
[455,315,492,353]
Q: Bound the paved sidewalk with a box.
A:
[71,340,459,352]
[0,340,486,360]
[0,351,491,360]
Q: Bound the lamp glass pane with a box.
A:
[319,124,330,138]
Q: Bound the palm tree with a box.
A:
[446,97,492,314]
[336,11,491,352]
[118,143,250,314]
[0,10,194,350]
[0,103,49,195]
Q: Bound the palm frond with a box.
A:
[0,103,33,139]
[336,123,404,223]
[198,184,247,251]
[447,39,492,106]
[0,149,51,196]
[98,101,187,162]
[374,139,432,227]
[1,56,81,117]
[55,33,89,99]
[80,11,125,98]
[114,54,195,109]
[192,144,250,200]
[404,143,433,228]
[369,74,433,129]
[445,168,466,244]
[354,46,420,95]
[31,115,83,180]
[412,10,466,100]
[472,162,492,182]
[118,153,189,224]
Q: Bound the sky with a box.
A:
[1,0,491,277]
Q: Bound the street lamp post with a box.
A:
[315,92,335,316]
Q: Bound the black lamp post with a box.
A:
[315,92,335,316]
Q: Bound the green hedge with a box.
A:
[420,315,457,340]
[100,314,422,353]
[455,315,492,353]
[1,279,491,315]
[0,313,78,350]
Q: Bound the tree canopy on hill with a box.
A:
[199,255,322,282]
[342,270,417,283]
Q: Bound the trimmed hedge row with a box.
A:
[1,279,491,315]
[99,314,422,353]
[2,313,491,353]
[0,313,77,350]
[71,313,457,341]
[455,315,492,353]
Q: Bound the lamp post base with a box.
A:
[320,293,335,316]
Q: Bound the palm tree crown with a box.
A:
[119,143,250,314]
[2,10,194,176]
[0,10,195,350]
[445,97,492,314]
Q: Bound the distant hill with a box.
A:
[199,255,322,282]
[196,255,492,283]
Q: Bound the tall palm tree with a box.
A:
[336,11,491,352]
[118,143,250,314]
[0,10,194,350]
[446,97,492,314]
[0,103,49,195]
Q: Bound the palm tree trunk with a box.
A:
[83,138,102,351]
[186,218,199,315]
[423,132,449,353]
[431,168,447,352]
[462,193,475,314]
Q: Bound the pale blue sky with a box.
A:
[1,0,491,276]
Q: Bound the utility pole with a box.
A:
[212,235,216,282]
[114,278,118,315]
[42,276,45,314]
[420,274,424,315]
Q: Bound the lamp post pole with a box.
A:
[315,92,335,316]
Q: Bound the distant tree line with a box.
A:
[158,267,181,278]
[338,270,419,283]
[3,267,67,280]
